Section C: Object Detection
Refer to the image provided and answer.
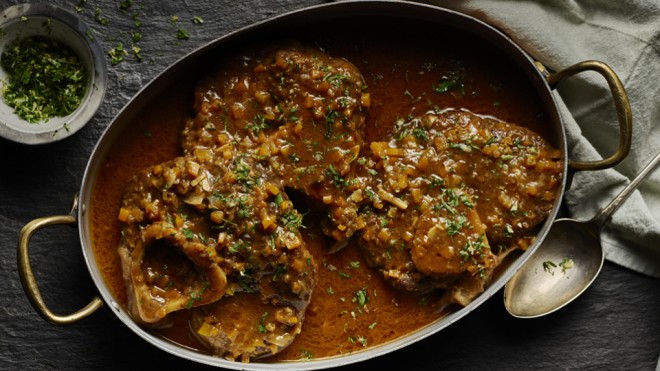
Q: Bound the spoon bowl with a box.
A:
[503,219,603,318]
[504,149,660,318]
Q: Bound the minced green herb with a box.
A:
[1,36,87,123]
[176,27,190,40]
[94,8,109,25]
[325,164,349,188]
[433,70,464,95]
[108,42,128,65]
[543,260,557,274]
[257,311,268,333]
[281,210,305,231]
[559,257,574,273]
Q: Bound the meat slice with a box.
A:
[358,183,497,294]
[352,109,560,300]
[419,110,562,245]
[117,146,316,332]
[410,188,494,278]
[181,43,369,245]
[190,231,316,362]
[118,154,230,323]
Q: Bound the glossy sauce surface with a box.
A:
[91,25,554,361]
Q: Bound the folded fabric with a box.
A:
[417,0,660,278]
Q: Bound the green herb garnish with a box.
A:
[246,113,269,133]
[176,27,190,40]
[353,288,369,308]
[559,257,574,273]
[257,311,269,333]
[108,42,128,65]
[432,71,464,95]
[543,260,557,273]
[325,164,348,188]
[281,210,304,231]
[1,36,87,123]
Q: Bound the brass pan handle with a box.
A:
[17,195,103,325]
[539,60,632,171]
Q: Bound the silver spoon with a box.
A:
[503,150,660,318]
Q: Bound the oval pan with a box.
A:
[77,1,568,369]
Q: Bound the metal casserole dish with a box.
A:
[17,1,631,370]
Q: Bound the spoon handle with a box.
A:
[592,150,660,227]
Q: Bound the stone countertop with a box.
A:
[1,1,659,369]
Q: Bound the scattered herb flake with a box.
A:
[281,210,305,231]
[257,311,268,333]
[246,113,269,133]
[182,228,195,239]
[299,348,314,360]
[274,193,283,207]
[433,71,464,95]
[354,288,369,308]
[543,260,557,274]
[132,45,142,61]
[559,257,574,273]
[325,164,348,188]
[94,8,109,25]
[108,42,128,65]
[119,0,133,11]
[176,27,190,40]
[131,31,142,43]
[75,0,87,13]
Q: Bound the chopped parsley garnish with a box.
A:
[325,165,348,188]
[232,160,259,190]
[324,109,339,139]
[119,0,133,10]
[446,214,468,236]
[108,42,128,65]
[324,72,349,88]
[273,193,284,207]
[353,288,369,308]
[247,113,270,133]
[229,241,249,254]
[559,257,574,273]
[432,71,464,95]
[543,257,574,274]
[257,311,268,333]
[176,27,190,40]
[543,260,557,274]
[428,175,444,189]
[185,281,209,308]
[170,15,190,40]
[459,234,488,276]
[299,348,315,360]
[289,153,301,164]
[182,228,195,239]
[280,210,304,231]
[1,36,88,123]
[94,8,109,25]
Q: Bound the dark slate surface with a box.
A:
[1,1,659,370]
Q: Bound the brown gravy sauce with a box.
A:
[91,25,552,361]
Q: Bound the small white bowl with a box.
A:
[0,3,107,144]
